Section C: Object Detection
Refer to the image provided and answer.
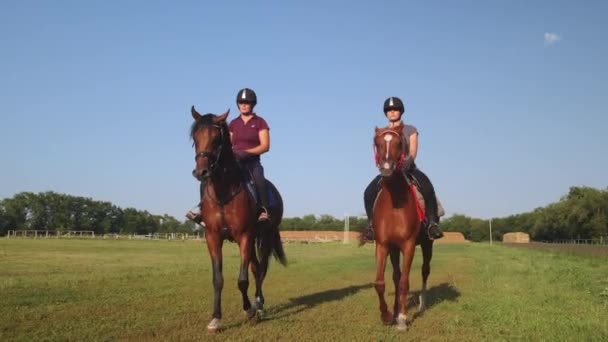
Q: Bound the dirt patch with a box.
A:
[280,231,357,242]
[279,231,469,244]
[503,242,608,257]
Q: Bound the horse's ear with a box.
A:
[374,127,380,134]
[191,106,203,121]
[214,109,230,123]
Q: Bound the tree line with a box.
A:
[1,186,606,241]
[441,186,608,242]
[0,191,196,236]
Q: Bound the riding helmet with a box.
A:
[236,88,257,107]
[383,96,405,115]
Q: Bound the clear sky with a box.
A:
[1,1,607,220]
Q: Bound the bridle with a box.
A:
[194,124,226,172]
[374,129,405,170]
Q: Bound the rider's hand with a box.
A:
[234,150,254,161]
[402,156,414,171]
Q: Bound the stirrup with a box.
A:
[358,223,374,246]
[186,210,205,227]
[427,221,443,240]
[257,207,270,222]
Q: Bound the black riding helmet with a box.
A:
[383,97,405,115]
[236,88,257,107]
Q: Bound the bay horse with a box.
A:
[190,106,287,333]
[372,125,434,331]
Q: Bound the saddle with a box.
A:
[376,172,428,222]
[239,166,276,209]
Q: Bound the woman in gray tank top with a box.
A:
[360,97,444,244]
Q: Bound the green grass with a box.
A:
[1,239,607,341]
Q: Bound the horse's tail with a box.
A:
[272,229,288,266]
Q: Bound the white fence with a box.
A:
[540,237,606,246]
[6,230,201,241]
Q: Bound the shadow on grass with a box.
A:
[220,282,459,331]
[406,282,461,322]
[265,283,374,320]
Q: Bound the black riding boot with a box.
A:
[359,175,381,245]
[411,168,443,240]
[186,179,206,226]
[256,180,270,221]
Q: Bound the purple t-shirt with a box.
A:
[228,114,270,152]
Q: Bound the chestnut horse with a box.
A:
[372,125,434,331]
[190,106,287,333]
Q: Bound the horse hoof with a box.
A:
[256,309,264,321]
[396,313,407,331]
[245,308,257,320]
[381,311,394,325]
[207,318,221,333]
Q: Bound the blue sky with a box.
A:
[1,1,607,220]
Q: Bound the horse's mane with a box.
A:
[190,114,230,145]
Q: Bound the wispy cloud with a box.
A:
[544,33,561,46]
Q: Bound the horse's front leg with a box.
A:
[396,240,417,331]
[375,243,392,325]
[237,233,254,319]
[389,245,401,321]
[206,234,224,333]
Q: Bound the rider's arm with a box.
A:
[403,132,418,170]
[408,132,418,160]
[244,129,270,155]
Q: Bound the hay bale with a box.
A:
[502,232,530,243]
[436,231,468,244]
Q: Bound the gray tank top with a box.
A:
[392,123,418,155]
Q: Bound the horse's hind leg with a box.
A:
[389,245,401,322]
[418,240,433,313]
[374,243,392,325]
[252,233,272,317]
[248,244,261,319]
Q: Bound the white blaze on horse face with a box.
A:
[383,134,393,160]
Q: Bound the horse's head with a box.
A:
[190,106,231,181]
[374,126,406,178]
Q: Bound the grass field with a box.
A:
[1,239,607,341]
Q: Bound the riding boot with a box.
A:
[253,175,270,222]
[359,175,381,246]
[358,222,375,246]
[186,179,206,227]
[410,168,443,240]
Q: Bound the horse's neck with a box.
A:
[382,172,407,192]
[208,159,243,201]
[380,173,411,209]
[382,173,409,196]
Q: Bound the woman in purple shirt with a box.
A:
[186,88,271,225]
[229,88,271,221]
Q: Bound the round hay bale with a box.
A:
[502,232,530,243]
